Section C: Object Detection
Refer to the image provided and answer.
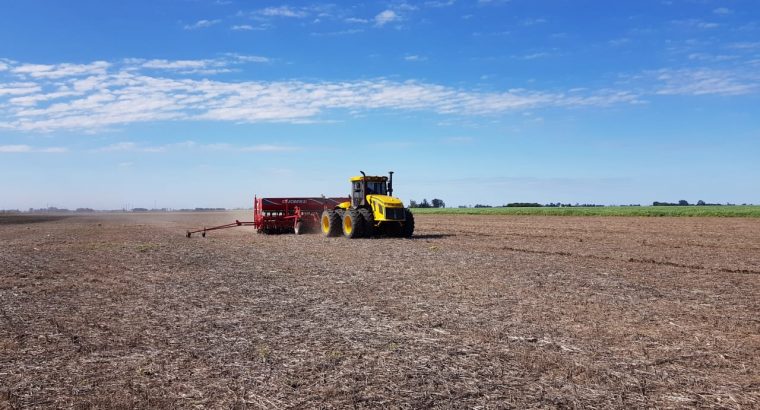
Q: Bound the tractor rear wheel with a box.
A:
[358,208,375,237]
[342,208,364,238]
[400,209,415,237]
[321,209,341,237]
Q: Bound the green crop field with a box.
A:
[410,205,760,217]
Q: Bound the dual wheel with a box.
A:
[321,208,374,238]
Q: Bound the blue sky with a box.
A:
[1,0,759,209]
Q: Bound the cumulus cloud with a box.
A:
[375,10,400,27]
[231,24,254,31]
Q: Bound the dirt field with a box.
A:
[1,212,759,408]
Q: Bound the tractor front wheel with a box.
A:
[358,208,375,237]
[400,209,415,237]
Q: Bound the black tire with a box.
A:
[358,208,375,237]
[342,208,364,238]
[321,209,341,237]
[400,209,414,237]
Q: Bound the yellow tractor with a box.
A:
[321,171,414,238]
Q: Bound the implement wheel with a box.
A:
[342,209,364,238]
[321,209,341,237]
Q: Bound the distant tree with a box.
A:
[419,199,431,208]
[409,200,418,208]
[431,198,445,208]
[474,204,492,208]
[678,200,689,206]
[697,200,706,206]
[506,203,542,207]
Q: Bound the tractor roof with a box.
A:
[350,175,388,182]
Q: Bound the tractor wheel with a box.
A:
[342,209,364,238]
[400,209,415,237]
[358,208,375,237]
[321,209,341,237]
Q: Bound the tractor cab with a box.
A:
[350,174,389,207]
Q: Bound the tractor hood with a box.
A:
[367,194,405,207]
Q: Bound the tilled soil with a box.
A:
[1,212,759,408]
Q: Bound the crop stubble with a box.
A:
[1,213,759,408]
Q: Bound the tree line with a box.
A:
[408,199,445,208]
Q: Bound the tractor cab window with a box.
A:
[366,181,387,195]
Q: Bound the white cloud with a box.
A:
[11,57,759,133]
[239,144,300,152]
[728,42,760,50]
[522,18,547,26]
[672,19,719,29]
[39,147,68,153]
[344,17,369,24]
[88,141,298,154]
[231,24,254,31]
[0,144,31,153]
[311,29,364,37]
[713,7,733,15]
[425,0,456,7]
[184,19,221,30]
[229,54,270,63]
[0,144,67,153]
[0,82,41,96]
[514,52,551,60]
[125,55,268,74]
[258,6,308,18]
[142,59,216,70]
[654,68,758,96]
[375,10,400,27]
[95,142,137,152]
[404,55,427,62]
[11,62,110,79]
